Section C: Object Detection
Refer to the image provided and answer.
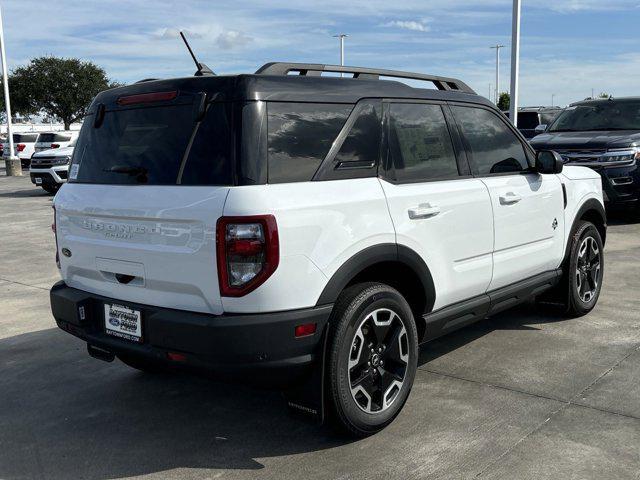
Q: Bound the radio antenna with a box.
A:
[179,31,214,76]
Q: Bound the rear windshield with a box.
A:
[71,100,233,185]
[13,133,38,143]
[37,133,72,143]
[549,101,640,132]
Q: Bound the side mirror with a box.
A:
[534,124,548,134]
[536,150,563,174]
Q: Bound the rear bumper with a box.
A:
[50,281,332,385]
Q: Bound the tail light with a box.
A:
[51,143,60,149]
[117,90,178,106]
[216,215,279,297]
[16,143,26,152]
[52,205,60,269]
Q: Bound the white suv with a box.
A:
[2,132,39,167]
[29,140,75,193]
[50,63,606,436]
[34,130,79,153]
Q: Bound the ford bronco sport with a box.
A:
[50,63,606,436]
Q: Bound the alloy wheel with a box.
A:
[348,308,410,414]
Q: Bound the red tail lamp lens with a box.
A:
[216,215,279,297]
[16,143,26,152]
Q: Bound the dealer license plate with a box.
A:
[104,303,142,343]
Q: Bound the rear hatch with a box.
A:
[54,81,236,314]
[35,132,73,152]
[3,133,38,157]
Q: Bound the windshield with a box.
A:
[71,100,233,185]
[549,101,640,132]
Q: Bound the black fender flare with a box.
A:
[315,243,436,314]
[563,198,607,265]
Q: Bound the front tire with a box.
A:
[326,282,418,437]
[42,184,59,194]
[565,221,604,317]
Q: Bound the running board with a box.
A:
[421,269,562,343]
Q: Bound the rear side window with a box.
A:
[71,101,233,185]
[452,106,529,175]
[388,103,459,182]
[267,102,352,183]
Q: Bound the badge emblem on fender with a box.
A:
[552,218,558,230]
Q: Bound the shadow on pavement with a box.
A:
[0,328,348,479]
[0,303,568,479]
[0,188,53,198]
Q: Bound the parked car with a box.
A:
[50,63,606,436]
[29,140,75,194]
[34,131,79,153]
[503,107,563,139]
[2,132,39,167]
[531,97,640,210]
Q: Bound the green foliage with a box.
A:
[598,92,612,99]
[4,56,117,129]
[497,92,510,111]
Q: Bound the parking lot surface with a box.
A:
[1,171,639,480]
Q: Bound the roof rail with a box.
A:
[255,62,476,94]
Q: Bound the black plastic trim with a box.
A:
[51,281,332,383]
[315,243,436,313]
[563,199,607,264]
[421,269,562,343]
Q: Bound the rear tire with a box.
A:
[564,221,604,317]
[117,353,167,374]
[326,282,418,437]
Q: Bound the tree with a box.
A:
[9,57,120,129]
[598,92,612,99]
[497,92,510,111]
[0,74,39,120]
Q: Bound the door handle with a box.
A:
[499,192,522,205]
[408,203,441,219]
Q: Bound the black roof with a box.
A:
[571,96,640,107]
[93,63,490,109]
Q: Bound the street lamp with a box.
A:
[333,34,348,76]
[508,0,521,127]
[490,44,505,105]
[551,94,556,107]
[0,5,20,176]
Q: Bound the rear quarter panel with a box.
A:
[222,178,395,313]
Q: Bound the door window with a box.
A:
[388,103,459,182]
[452,106,530,175]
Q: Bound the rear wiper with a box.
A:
[103,165,148,176]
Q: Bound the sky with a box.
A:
[3,0,640,107]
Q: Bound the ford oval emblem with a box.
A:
[61,248,72,257]
[109,317,120,327]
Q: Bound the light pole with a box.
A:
[490,44,505,105]
[508,0,521,126]
[0,5,19,176]
[551,94,556,107]
[333,34,348,76]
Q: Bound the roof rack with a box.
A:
[255,62,476,94]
